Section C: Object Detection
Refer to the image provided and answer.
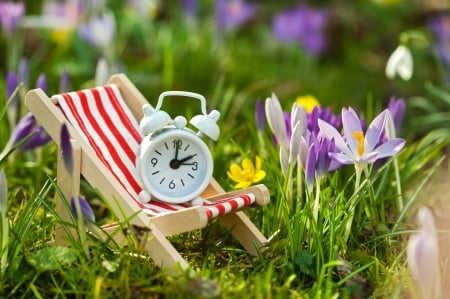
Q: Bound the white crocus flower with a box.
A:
[385,45,413,81]
[407,206,441,299]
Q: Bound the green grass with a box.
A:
[1,1,450,298]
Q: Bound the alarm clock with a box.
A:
[136,91,220,206]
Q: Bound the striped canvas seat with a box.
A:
[53,84,255,219]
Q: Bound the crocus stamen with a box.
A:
[352,131,365,156]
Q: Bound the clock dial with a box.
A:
[137,128,213,203]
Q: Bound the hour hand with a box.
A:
[179,154,197,164]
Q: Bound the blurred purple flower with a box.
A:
[35,73,48,93]
[8,113,51,151]
[216,0,256,33]
[272,4,328,56]
[6,71,19,103]
[78,11,116,49]
[387,97,405,133]
[0,2,25,35]
[308,106,341,135]
[18,58,29,88]
[305,143,316,191]
[60,123,73,174]
[318,108,405,166]
[59,70,70,93]
[255,99,265,131]
[427,11,450,82]
[181,0,198,18]
[70,196,95,223]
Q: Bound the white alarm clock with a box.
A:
[136,91,220,206]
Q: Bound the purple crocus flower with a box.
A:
[304,135,334,191]
[308,106,341,135]
[272,4,328,56]
[70,196,95,223]
[318,107,405,166]
[60,123,73,174]
[78,11,116,49]
[8,113,51,151]
[0,1,25,35]
[216,0,256,33]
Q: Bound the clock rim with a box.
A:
[136,128,213,204]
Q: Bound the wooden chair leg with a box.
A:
[207,180,269,255]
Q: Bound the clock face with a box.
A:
[137,129,213,203]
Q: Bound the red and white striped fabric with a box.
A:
[53,84,255,219]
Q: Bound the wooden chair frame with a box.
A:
[25,73,269,271]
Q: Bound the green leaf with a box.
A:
[294,251,316,278]
[27,247,78,272]
[425,81,450,106]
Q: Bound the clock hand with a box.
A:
[179,153,197,164]
[174,141,180,160]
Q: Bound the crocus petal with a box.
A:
[318,119,352,157]
[70,196,95,223]
[374,138,405,159]
[19,127,51,151]
[298,135,309,168]
[365,110,387,153]
[385,110,397,140]
[289,122,302,164]
[328,152,354,165]
[291,103,307,135]
[342,107,362,155]
[305,144,316,191]
[265,93,288,149]
[358,151,379,164]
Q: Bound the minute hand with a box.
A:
[179,154,197,164]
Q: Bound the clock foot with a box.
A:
[189,197,203,206]
[138,190,151,203]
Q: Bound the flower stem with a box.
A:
[343,163,364,244]
[393,157,403,211]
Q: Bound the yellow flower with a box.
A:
[227,156,266,189]
[295,95,320,114]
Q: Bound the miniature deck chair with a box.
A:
[25,73,270,271]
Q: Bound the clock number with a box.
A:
[192,161,198,171]
[169,180,176,189]
[173,139,182,149]
[151,157,158,167]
